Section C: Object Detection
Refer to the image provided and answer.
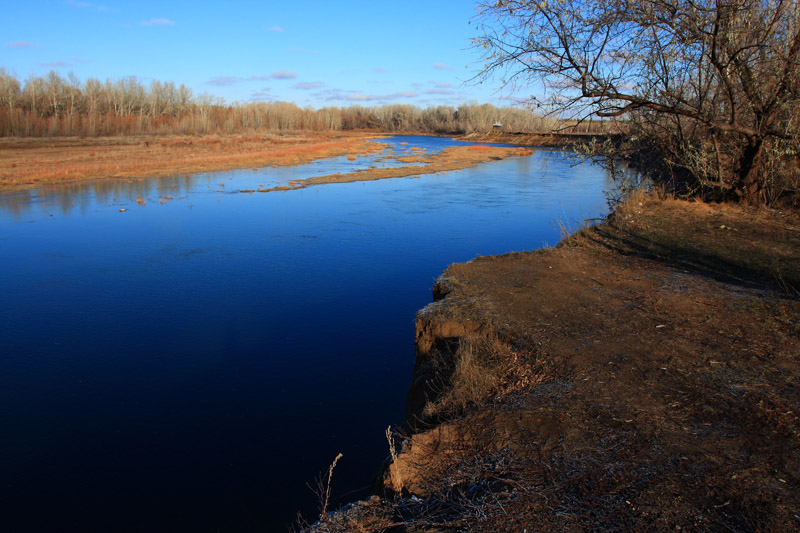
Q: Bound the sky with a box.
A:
[0,0,533,109]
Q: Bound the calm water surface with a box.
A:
[0,136,613,531]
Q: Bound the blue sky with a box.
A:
[1,0,531,108]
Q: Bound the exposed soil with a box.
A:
[0,132,384,193]
[456,130,621,147]
[308,193,800,531]
[0,133,533,195]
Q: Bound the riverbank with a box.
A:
[0,132,384,193]
[251,144,532,193]
[456,130,620,147]
[0,132,536,194]
[308,192,800,530]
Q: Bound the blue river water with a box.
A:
[0,135,613,531]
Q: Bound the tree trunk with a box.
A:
[738,137,765,205]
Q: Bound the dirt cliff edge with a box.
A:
[309,194,800,531]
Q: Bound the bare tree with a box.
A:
[84,77,104,135]
[23,74,44,119]
[66,72,82,126]
[0,68,21,135]
[475,0,800,203]
[0,69,560,139]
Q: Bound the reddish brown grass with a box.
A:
[256,145,534,193]
[0,132,384,192]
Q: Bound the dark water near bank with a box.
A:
[0,136,613,531]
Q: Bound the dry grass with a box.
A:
[0,134,534,195]
[257,145,533,193]
[0,132,384,193]
[422,336,505,419]
[457,130,619,148]
[584,190,800,294]
[310,192,800,532]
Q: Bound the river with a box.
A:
[0,135,613,531]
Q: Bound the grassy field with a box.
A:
[0,132,385,193]
[0,133,534,194]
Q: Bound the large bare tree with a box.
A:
[475,0,800,203]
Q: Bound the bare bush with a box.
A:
[475,0,800,204]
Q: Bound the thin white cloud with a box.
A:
[69,57,91,63]
[424,89,455,95]
[268,70,297,80]
[293,81,324,90]
[373,67,388,73]
[207,76,242,86]
[207,74,296,86]
[6,41,34,48]
[343,93,379,102]
[433,63,455,71]
[326,90,419,102]
[320,88,345,99]
[495,94,528,104]
[39,61,71,67]
[141,18,175,26]
[434,83,454,88]
[63,0,109,11]
[266,25,284,32]
[250,90,273,102]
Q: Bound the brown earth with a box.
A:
[0,133,533,195]
[456,130,621,147]
[308,193,800,531]
[0,132,384,193]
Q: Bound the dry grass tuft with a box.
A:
[422,335,519,420]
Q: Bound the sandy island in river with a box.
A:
[0,132,531,194]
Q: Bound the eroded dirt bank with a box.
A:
[310,194,800,531]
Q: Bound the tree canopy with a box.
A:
[476,0,800,204]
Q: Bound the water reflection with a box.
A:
[0,136,521,219]
[0,174,196,218]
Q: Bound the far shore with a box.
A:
[0,131,603,194]
[0,131,381,194]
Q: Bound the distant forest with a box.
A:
[0,69,588,137]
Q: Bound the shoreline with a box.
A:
[307,193,800,530]
[249,144,533,193]
[0,131,592,195]
[0,132,382,194]
[455,130,619,147]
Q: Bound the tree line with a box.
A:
[0,69,568,137]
